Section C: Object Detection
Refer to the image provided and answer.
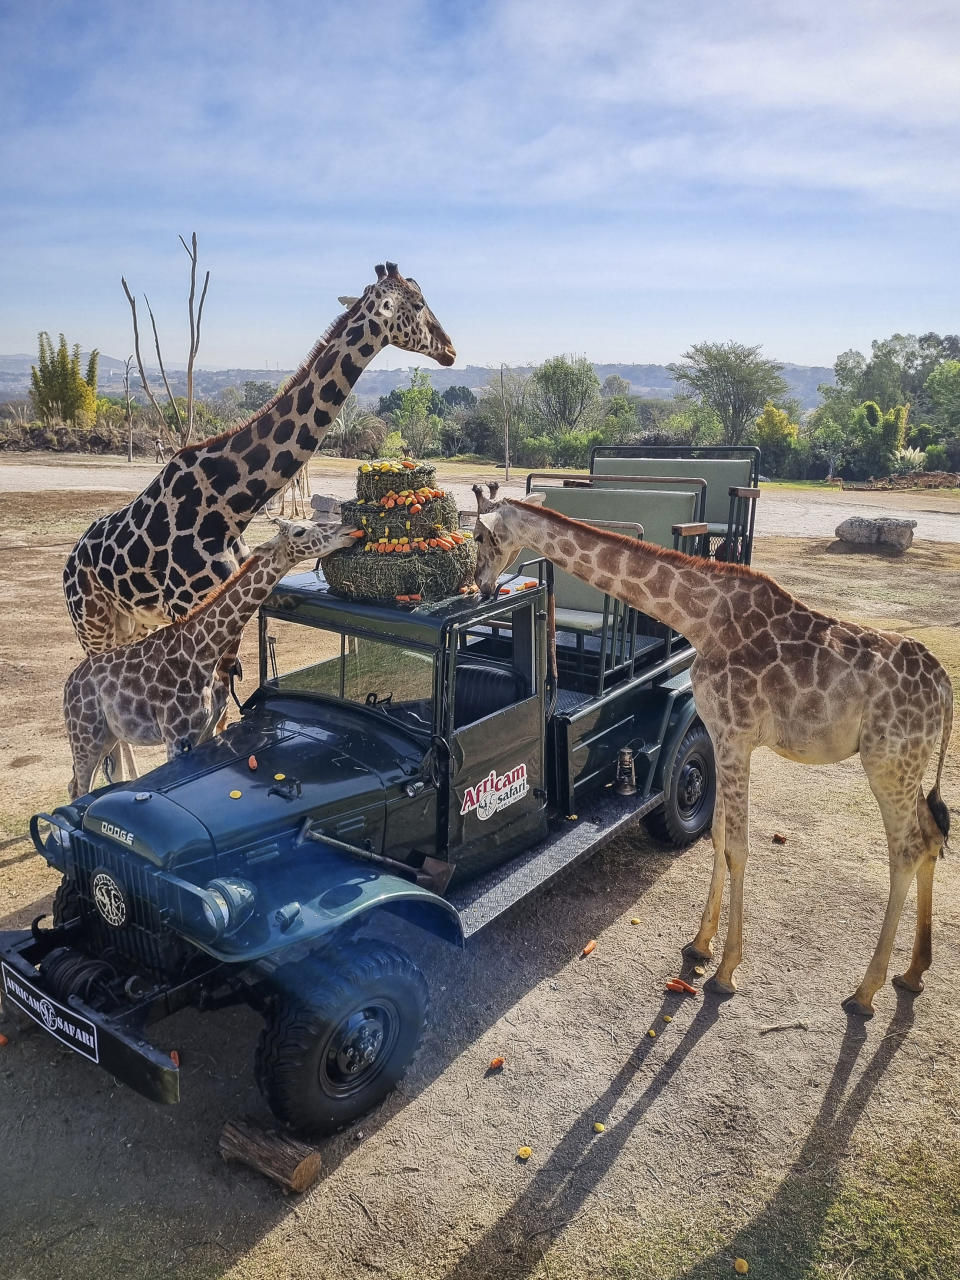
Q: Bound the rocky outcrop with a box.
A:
[834,516,917,552]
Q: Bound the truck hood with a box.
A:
[82,702,425,870]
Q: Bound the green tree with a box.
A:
[749,402,799,476]
[667,342,787,445]
[30,332,99,424]
[528,355,601,436]
[601,373,631,399]
[241,380,277,410]
[847,402,908,478]
[388,369,442,456]
[329,392,385,458]
[441,385,477,412]
[924,361,960,433]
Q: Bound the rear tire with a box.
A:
[646,723,716,847]
[255,941,428,1136]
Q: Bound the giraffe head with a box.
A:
[471,488,546,599]
[266,517,358,565]
[338,262,456,367]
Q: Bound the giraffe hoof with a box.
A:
[892,973,924,995]
[683,940,713,962]
[841,994,875,1020]
[705,975,737,997]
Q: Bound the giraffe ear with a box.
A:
[523,491,546,507]
[338,295,359,307]
[477,511,498,533]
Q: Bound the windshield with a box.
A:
[263,620,437,732]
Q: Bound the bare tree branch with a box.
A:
[121,276,173,445]
[144,293,184,437]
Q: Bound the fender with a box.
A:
[651,679,704,795]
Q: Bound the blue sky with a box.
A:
[1,0,957,371]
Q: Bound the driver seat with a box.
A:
[454,663,527,729]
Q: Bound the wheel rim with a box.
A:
[677,753,710,825]
[318,1000,401,1099]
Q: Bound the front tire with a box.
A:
[646,722,716,847]
[255,941,428,1136]
[52,877,81,925]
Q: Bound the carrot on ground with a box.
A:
[581,939,597,957]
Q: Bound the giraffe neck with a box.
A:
[507,502,721,650]
[174,307,387,533]
[180,541,303,660]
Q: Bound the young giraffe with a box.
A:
[63,263,454,656]
[63,519,355,800]
[472,495,953,1017]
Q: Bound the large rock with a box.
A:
[834,516,917,552]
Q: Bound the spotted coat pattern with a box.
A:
[63,519,355,799]
[474,498,954,1017]
[63,264,455,656]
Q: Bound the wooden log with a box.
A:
[218,1118,322,1193]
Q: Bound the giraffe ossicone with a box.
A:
[63,519,357,801]
[472,494,953,1017]
[63,265,455,659]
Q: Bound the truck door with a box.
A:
[445,595,548,879]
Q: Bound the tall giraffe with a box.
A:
[63,519,355,799]
[63,263,454,655]
[471,495,952,1017]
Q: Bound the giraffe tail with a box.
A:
[926,677,953,847]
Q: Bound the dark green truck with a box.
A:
[1,457,752,1136]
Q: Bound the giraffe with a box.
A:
[471,495,953,1017]
[63,518,356,800]
[63,263,454,657]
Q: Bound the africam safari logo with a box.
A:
[1,963,99,1063]
[460,763,529,822]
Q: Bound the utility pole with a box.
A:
[499,363,511,483]
[123,355,135,462]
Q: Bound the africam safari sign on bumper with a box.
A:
[1,962,100,1062]
[460,763,529,822]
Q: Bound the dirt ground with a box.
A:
[0,476,958,1280]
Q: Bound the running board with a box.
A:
[448,790,664,938]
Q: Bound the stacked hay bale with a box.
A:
[324,459,478,603]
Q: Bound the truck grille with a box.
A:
[69,832,185,975]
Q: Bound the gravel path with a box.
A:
[2,454,959,541]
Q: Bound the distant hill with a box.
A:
[0,353,835,410]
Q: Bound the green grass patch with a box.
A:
[594,1137,960,1280]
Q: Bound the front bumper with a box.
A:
[0,928,180,1105]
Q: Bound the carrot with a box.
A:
[672,978,699,994]
[429,538,438,547]
[0,1033,8,1047]
[410,504,422,513]
[489,1056,505,1070]
[402,459,416,468]
[396,594,410,602]
[499,586,510,595]
[581,939,597,957]
[409,593,422,602]
[349,529,365,538]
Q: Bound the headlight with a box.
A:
[202,877,256,937]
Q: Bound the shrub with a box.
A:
[924,443,950,472]
[892,446,926,474]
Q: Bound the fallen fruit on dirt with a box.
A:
[593,1122,605,1132]
[489,1056,505,1071]
[647,1029,656,1038]
[772,833,787,844]
[517,1146,532,1160]
[694,965,706,976]
[0,1033,8,1047]
[663,1015,672,1023]
[581,940,597,957]
[631,917,641,925]
[734,1260,749,1274]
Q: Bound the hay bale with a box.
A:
[356,460,436,502]
[341,493,459,542]
[324,539,477,602]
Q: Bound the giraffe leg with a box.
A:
[892,785,944,993]
[843,763,927,1017]
[707,762,751,995]
[686,788,726,960]
[893,854,936,994]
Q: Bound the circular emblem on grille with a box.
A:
[91,869,127,928]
